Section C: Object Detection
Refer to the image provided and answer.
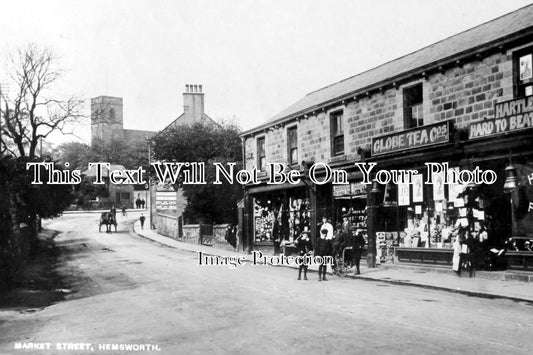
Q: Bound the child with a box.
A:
[294,230,313,280]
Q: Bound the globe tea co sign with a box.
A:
[371,121,450,156]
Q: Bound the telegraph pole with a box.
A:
[148,139,154,229]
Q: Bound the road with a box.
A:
[1,212,532,354]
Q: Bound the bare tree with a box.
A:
[0,44,84,158]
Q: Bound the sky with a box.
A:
[1,0,533,144]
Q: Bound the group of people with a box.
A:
[451,226,489,276]
[135,198,146,209]
[294,214,366,281]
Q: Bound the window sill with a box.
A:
[329,154,347,163]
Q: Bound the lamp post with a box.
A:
[503,163,518,236]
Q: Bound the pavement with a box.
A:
[133,216,533,304]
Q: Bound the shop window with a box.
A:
[403,84,424,128]
[121,192,130,200]
[514,47,533,97]
[257,137,266,171]
[287,126,298,166]
[330,111,344,156]
[253,191,311,243]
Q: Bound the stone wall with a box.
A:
[153,218,235,250]
[182,224,200,244]
[153,213,179,240]
[243,48,519,170]
[211,224,236,252]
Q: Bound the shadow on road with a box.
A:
[0,229,71,312]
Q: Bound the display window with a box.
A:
[373,165,486,254]
[370,158,531,258]
[253,189,311,243]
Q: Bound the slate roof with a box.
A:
[243,3,533,135]
[151,112,219,140]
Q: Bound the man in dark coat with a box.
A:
[139,214,146,229]
[352,228,366,275]
[331,222,345,275]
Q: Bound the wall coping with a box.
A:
[156,213,178,220]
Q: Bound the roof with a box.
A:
[243,3,533,136]
[151,112,220,140]
[123,129,156,141]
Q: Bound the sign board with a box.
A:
[332,182,367,197]
[468,97,533,139]
[351,182,366,196]
[371,121,450,156]
[333,184,351,197]
[156,183,177,209]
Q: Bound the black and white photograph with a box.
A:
[2,0,533,354]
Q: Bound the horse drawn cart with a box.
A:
[99,212,117,233]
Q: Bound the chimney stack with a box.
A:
[183,84,205,121]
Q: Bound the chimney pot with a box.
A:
[185,84,189,93]
[199,85,202,93]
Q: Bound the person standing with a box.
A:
[341,213,352,238]
[317,216,333,281]
[331,222,345,275]
[352,228,366,275]
[452,227,466,275]
[139,214,146,230]
[294,230,313,280]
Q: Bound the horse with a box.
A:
[99,212,117,233]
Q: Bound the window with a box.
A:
[330,111,344,156]
[515,48,533,97]
[257,137,266,171]
[287,126,298,166]
[404,84,424,128]
[121,192,130,200]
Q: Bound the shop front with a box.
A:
[250,185,311,253]
[461,97,533,270]
[367,105,533,270]
[243,173,363,256]
[368,121,461,265]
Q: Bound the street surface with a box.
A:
[1,212,533,354]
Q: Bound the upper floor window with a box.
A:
[257,137,266,171]
[404,83,424,128]
[287,126,298,166]
[330,111,344,156]
[515,48,533,97]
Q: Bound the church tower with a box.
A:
[91,96,124,145]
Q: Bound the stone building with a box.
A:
[91,96,156,146]
[240,5,533,271]
[150,85,218,237]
